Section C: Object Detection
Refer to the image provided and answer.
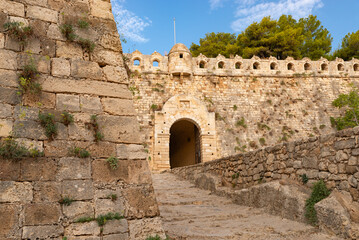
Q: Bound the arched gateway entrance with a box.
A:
[152,95,217,171]
[170,119,201,168]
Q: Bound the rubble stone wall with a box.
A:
[172,126,359,202]
[0,0,164,239]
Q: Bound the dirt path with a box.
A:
[152,172,342,240]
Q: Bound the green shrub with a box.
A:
[233,105,238,111]
[0,137,29,159]
[330,90,359,130]
[87,115,104,142]
[59,196,74,206]
[75,212,124,227]
[235,117,247,128]
[106,156,119,170]
[68,147,90,158]
[18,63,41,95]
[3,21,33,45]
[61,111,74,126]
[59,24,77,41]
[38,112,58,140]
[77,38,95,53]
[107,194,118,201]
[305,180,331,225]
[259,137,266,146]
[300,174,309,184]
[77,19,89,29]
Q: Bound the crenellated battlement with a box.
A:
[126,44,359,77]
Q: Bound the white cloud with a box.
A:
[230,0,323,32]
[111,0,151,43]
[209,0,228,9]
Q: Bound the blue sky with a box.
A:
[111,0,359,56]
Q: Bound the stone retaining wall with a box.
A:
[0,0,164,239]
[172,126,359,202]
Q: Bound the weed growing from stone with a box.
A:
[75,212,124,226]
[107,194,118,201]
[86,115,104,142]
[77,38,95,53]
[0,137,43,159]
[61,111,74,126]
[18,62,42,95]
[0,137,29,159]
[106,156,119,170]
[38,112,58,140]
[233,105,238,111]
[300,174,309,184]
[3,21,33,46]
[59,23,77,41]
[68,147,90,158]
[150,104,158,111]
[235,117,247,128]
[59,196,74,206]
[305,180,331,225]
[77,19,89,29]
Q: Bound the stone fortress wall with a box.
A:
[126,44,359,171]
[0,0,164,239]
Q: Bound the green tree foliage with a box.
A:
[190,15,332,60]
[190,32,238,58]
[333,30,359,61]
[298,15,332,60]
[330,89,359,130]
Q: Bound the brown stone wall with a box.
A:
[172,126,359,202]
[0,0,164,239]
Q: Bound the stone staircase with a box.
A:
[152,172,342,240]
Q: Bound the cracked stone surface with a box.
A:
[152,172,343,240]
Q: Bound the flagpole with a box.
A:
[174,18,176,45]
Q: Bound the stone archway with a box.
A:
[152,95,217,171]
[170,119,201,168]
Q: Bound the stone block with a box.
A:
[0,0,25,17]
[302,156,318,169]
[52,58,71,77]
[116,144,147,160]
[0,87,21,105]
[27,6,58,23]
[103,233,129,240]
[44,140,87,157]
[103,219,128,235]
[0,181,33,203]
[21,158,57,181]
[335,138,356,150]
[0,103,13,118]
[61,180,94,200]
[128,217,165,240]
[23,92,56,109]
[0,204,21,239]
[99,33,122,52]
[103,65,128,83]
[95,198,125,217]
[14,105,39,121]
[90,0,114,20]
[66,221,100,236]
[93,49,124,66]
[0,159,20,180]
[33,181,61,202]
[98,115,141,143]
[22,225,64,239]
[24,203,61,225]
[87,142,117,158]
[41,77,132,99]
[40,38,56,57]
[349,156,358,166]
[15,138,44,152]
[62,201,94,221]
[122,186,159,218]
[0,49,17,70]
[80,96,102,113]
[5,35,21,51]
[0,33,4,48]
[0,119,13,137]
[102,98,136,116]
[0,69,17,87]
[57,94,80,112]
[24,38,41,54]
[47,24,66,40]
[57,157,91,180]
[30,19,48,37]
[56,41,83,58]
[71,59,103,80]
[68,123,94,141]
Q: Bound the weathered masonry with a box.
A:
[127,43,359,172]
[0,0,164,239]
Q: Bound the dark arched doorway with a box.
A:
[170,119,201,168]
